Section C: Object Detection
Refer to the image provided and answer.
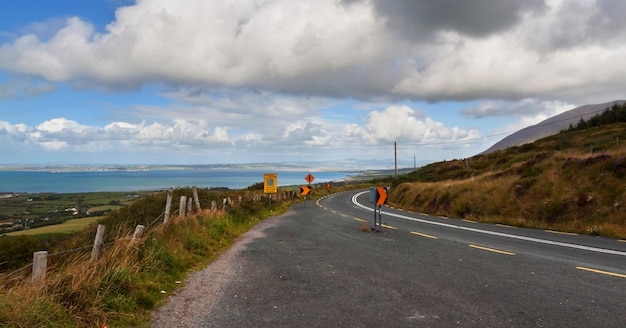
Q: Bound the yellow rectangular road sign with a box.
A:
[264,173,277,193]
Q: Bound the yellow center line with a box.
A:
[576,266,626,278]
[380,224,397,230]
[419,213,429,216]
[353,218,367,223]
[463,219,477,223]
[496,224,517,228]
[469,244,515,255]
[618,239,626,243]
[545,230,578,236]
[410,231,438,239]
[339,213,348,218]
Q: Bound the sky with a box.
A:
[0,0,625,168]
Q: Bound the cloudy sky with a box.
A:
[0,0,624,167]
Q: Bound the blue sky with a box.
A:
[1,0,625,167]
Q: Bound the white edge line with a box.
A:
[352,191,626,257]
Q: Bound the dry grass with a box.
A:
[0,189,296,327]
[390,124,626,239]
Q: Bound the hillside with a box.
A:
[482,100,626,153]
[390,122,626,239]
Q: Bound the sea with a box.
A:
[0,168,360,193]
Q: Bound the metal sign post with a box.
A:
[264,173,277,210]
[369,187,387,232]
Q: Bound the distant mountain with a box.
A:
[481,100,626,154]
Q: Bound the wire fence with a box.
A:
[3,188,294,284]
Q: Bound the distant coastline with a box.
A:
[0,158,423,173]
[0,167,367,194]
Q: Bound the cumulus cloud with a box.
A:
[1,0,625,164]
[351,0,546,40]
[0,117,234,154]
[0,100,482,162]
[363,105,480,145]
[0,0,623,106]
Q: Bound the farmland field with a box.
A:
[0,191,150,235]
[4,216,101,236]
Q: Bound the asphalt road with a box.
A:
[160,190,626,327]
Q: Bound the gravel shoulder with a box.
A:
[150,212,290,327]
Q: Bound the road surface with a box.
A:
[152,190,626,327]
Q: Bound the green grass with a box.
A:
[0,187,307,327]
[0,192,150,236]
[4,216,101,236]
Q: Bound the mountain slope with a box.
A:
[482,100,626,154]
[390,122,626,238]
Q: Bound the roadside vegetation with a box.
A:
[389,103,626,239]
[0,182,365,327]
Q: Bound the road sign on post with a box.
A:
[300,185,311,196]
[376,187,387,205]
[264,173,277,194]
[369,186,387,231]
[305,173,315,184]
[264,173,277,210]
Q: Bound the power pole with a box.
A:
[394,141,397,180]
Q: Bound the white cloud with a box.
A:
[0,99,487,163]
[363,105,479,145]
[1,0,624,164]
[0,0,624,105]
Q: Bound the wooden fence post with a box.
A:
[32,251,47,284]
[91,224,105,262]
[179,196,187,217]
[192,186,202,212]
[164,189,173,224]
[132,225,145,240]
[211,200,217,211]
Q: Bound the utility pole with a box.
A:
[394,141,397,180]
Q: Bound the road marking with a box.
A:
[469,244,515,255]
[576,266,626,278]
[545,230,578,236]
[353,218,367,223]
[419,213,429,216]
[496,224,517,228]
[351,191,626,257]
[463,219,477,223]
[410,231,438,239]
[381,224,397,230]
[618,240,626,243]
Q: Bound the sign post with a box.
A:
[301,173,314,207]
[264,173,277,209]
[376,187,387,231]
[369,187,387,231]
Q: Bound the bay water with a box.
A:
[0,169,359,193]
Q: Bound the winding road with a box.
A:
[152,190,626,327]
